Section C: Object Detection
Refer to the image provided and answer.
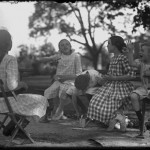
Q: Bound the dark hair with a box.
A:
[75,73,90,90]
[110,36,126,53]
[0,29,12,52]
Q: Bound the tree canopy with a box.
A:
[103,0,150,32]
[28,0,150,69]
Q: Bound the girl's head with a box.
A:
[75,72,90,91]
[58,39,72,55]
[139,42,150,62]
[0,29,12,54]
[107,36,126,54]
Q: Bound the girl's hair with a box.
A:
[75,72,90,90]
[0,29,12,52]
[109,36,126,53]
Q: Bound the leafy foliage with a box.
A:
[17,42,57,75]
[28,1,150,69]
[103,0,150,32]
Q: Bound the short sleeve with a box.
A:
[6,57,19,91]
[121,55,136,77]
[74,53,82,76]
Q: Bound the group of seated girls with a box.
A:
[1,28,150,139]
[40,35,150,137]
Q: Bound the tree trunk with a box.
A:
[92,55,98,70]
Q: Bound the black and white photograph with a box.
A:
[0,0,150,148]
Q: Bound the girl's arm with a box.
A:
[6,57,28,91]
[103,74,135,81]
[71,93,80,117]
[6,57,19,91]
[57,74,77,82]
[36,53,61,63]
[124,41,140,68]
[127,50,139,68]
[103,55,136,81]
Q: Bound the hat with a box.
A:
[75,72,90,90]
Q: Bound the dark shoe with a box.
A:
[3,118,30,137]
[3,120,16,136]
[3,115,21,136]
[39,118,50,123]
[39,116,50,123]
[10,118,30,136]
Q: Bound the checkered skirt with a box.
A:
[87,54,135,125]
[87,81,134,125]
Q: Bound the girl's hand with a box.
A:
[54,75,60,81]
[124,39,134,53]
[54,75,65,82]
[96,76,106,85]
[143,70,150,77]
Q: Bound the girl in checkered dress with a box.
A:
[38,39,82,121]
[87,36,135,126]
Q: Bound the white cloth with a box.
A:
[0,54,49,122]
[0,94,48,121]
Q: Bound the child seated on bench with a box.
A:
[126,41,150,135]
[0,28,48,139]
[37,39,82,121]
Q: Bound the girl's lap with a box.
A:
[59,82,74,99]
[87,82,133,123]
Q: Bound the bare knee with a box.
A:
[130,93,139,102]
[130,92,140,111]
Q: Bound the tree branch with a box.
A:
[92,16,98,38]
[68,3,91,47]
[98,40,108,54]
[66,33,86,46]
[87,8,97,53]
[71,39,86,46]
[68,3,93,54]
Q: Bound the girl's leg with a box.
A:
[130,93,142,124]
[51,97,59,117]
[130,92,141,111]
[72,94,80,118]
[52,96,70,120]
[40,98,54,122]
[77,94,92,115]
